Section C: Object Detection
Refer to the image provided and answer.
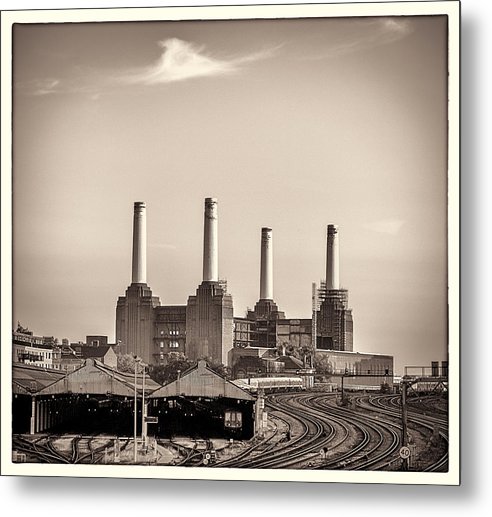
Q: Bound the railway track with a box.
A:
[13,435,115,464]
[215,393,340,469]
[355,394,449,472]
[11,392,448,471]
[213,412,286,467]
[313,395,402,470]
[174,438,215,466]
[215,391,447,471]
[13,435,70,464]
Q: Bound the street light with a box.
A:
[141,361,148,448]
[133,356,142,464]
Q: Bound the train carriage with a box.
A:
[232,376,304,394]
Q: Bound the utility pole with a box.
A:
[255,389,265,438]
[341,374,345,404]
[30,395,36,435]
[401,380,409,471]
[133,356,141,464]
[312,282,317,356]
[311,282,319,370]
[141,363,147,448]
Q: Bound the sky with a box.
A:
[12,14,449,374]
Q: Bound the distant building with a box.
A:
[116,199,233,367]
[12,324,43,346]
[154,306,187,363]
[52,344,83,372]
[12,327,117,372]
[115,200,392,373]
[85,335,108,347]
[78,345,117,369]
[13,342,54,369]
[315,350,393,389]
[12,325,54,369]
[71,336,119,368]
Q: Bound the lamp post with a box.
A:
[133,356,141,464]
[401,380,409,471]
[141,362,148,448]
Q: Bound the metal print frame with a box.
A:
[0,1,460,485]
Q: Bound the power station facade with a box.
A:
[116,199,365,368]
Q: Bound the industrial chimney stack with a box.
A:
[260,227,273,300]
[186,197,234,365]
[203,197,218,282]
[326,224,340,290]
[249,226,284,321]
[116,201,160,364]
[132,201,147,284]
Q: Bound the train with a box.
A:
[341,382,393,394]
[223,409,243,438]
[232,376,304,394]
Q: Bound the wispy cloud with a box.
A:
[27,78,61,96]
[16,38,280,97]
[308,18,413,60]
[16,76,104,99]
[364,219,405,236]
[120,38,280,85]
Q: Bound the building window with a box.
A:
[169,341,179,348]
[160,330,165,336]
[160,341,165,348]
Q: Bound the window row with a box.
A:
[159,329,181,336]
[159,341,180,348]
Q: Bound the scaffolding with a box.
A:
[315,280,352,351]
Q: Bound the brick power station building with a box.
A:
[115,199,391,378]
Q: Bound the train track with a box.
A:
[215,393,339,469]
[12,392,448,471]
[355,394,449,472]
[213,412,286,467]
[215,391,447,471]
[12,435,115,464]
[13,435,70,464]
[173,438,215,466]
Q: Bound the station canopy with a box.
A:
[150,360,255,401]
[13,363,65,395]
[36,359,160,397]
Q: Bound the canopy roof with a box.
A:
[36,359,159,397]
[13,363,65,395]
[150,360,254,401]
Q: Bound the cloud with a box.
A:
[27,78,61,96]
[364,219,405,236]
[17,38,279,96]
[121,38,280,85]
[308,18,413,60]
[16,76,105,100]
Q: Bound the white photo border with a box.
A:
[0,1,460,485]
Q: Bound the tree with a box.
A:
[200,357,232,379]
[314,353,334,377]
[277,339,315,366]
[149,354,193,385]
[117,353,141,373]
